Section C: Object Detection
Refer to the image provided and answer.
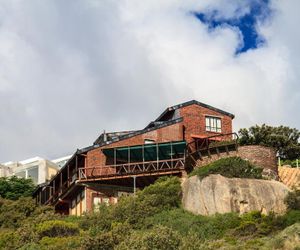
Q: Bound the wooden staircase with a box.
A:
[185,133,239,171]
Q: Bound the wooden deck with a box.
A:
[78,158,185,182]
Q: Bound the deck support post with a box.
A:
[75,155,78,178]
[67,165,70,187]
[171,141,173,168]
[60,173,62,194]
[114,148,116,165]
[156,143,159,169]
[142,144,145,170]
[133,176,136,196]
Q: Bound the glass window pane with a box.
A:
[216,119,221,128]
[28,166,39,184]
[205,117,210,127]
[15,171,26,178]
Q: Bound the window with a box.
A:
[15,171,26,179]
[205,116,222,132]
[27,166,39,184]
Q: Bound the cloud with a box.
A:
[0,0,299,162]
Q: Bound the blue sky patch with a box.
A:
[194,0,271,54]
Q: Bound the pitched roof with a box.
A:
[93,130,138,145]
[154,100,235,121]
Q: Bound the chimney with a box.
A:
[103,130,107,142]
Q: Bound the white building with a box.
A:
[0,155,72,185]
[52,155,72,169]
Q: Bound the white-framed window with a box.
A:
[205,116,222,133]
[15,165,39,184]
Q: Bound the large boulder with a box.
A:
[182,174,290,215]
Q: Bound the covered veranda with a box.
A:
[78,141,186,181]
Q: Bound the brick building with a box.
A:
[33,100,236,215]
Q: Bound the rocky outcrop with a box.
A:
[182,174,290,215]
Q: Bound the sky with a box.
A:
[0,0,299,163]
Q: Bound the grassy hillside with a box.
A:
[0,176,299,249]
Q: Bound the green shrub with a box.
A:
[111,176,181,227]
[281,159,300,168]
[138,176,181,210]
[78,205,113,234]
[284,189,300,210]
[0,230,21,249]
[234,221,258,236]
[81,232,114,250]
[116,225,181,250]
[38,236,82,250]
[266,223,300,249]
[190,157,263,179]
[36,220,79,238]
[144,208,241,240]
[0,197,50,229]
[179,233,204,250]
[0,176,35,200]
[278,210,300,227]
[110,222,133,245]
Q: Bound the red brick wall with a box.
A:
[86,104,233,177]
[179,104,233,144]
[86,122,184,176]
[196,145,277,173]
[237,145,278,173]
[85,186,120,212]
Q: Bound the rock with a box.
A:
[182,174,290,215]
[262,168,278,180]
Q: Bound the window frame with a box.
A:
[205,116,222,133]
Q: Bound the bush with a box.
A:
[284,189,300,210]
[81,232,114,250]
[238,124,300,160]
[36,220,79,238]
[281,159,300,168]
[190,157,263,179]
[266,223,300,249]
[78,204,112,234]
[0,176,35,200]
[111,176,181,227]
[0,230,21,249]
[38,236,82,250]
[0,197,50,229]
[116,225,181,250]
[144,208,240,240]
[278,210,300,227]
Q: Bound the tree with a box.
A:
[238,124,300,160]
[0,176,35,200]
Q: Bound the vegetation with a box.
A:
[190,157,263,179]
[238,124,300,160]
[281,159,300,168]
[284,189,300,210]
[0,176,299,249]
[0,176,35,200]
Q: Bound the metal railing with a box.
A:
[78,158,185,181]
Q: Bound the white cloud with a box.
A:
[0,0,299,162]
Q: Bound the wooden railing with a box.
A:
[78,158,185,181]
